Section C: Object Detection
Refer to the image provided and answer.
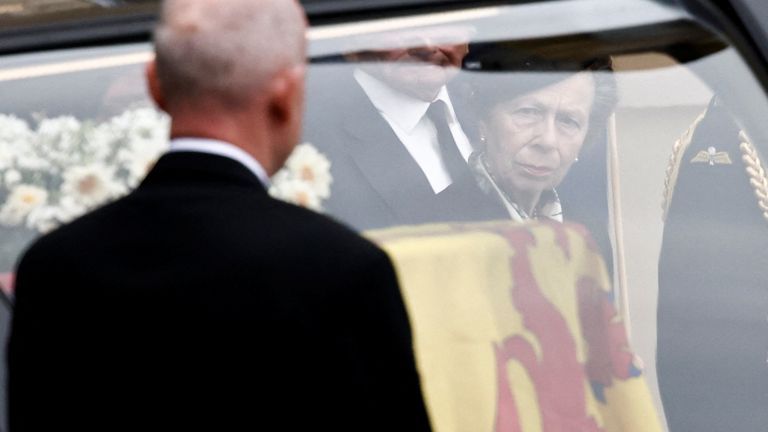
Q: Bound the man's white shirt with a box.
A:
[168,137,271,188]
[354,69,473,194]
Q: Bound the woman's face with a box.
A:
[483,72,595,204]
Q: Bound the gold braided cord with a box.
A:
[662,111,707,222]
[739,131,768,223]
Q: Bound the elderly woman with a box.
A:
[466,57,618,222]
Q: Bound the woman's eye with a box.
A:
[515,107,541,117]
[509,107,542,125]
[558,115,582,131]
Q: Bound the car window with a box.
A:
[300,1,768,431]
[0,43,161,273]
[1,0,767,431]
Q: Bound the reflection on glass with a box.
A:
[466,57,617,221]
[305,17,664,432]
[1,0,767,430]
[345,26,472,102]
[0,48,164,272]
[657,96,768,432]
[305,24,508,230]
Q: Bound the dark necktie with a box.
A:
[425,100,467,184]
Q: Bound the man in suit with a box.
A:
[7,1,432,431]
[304,27,506,230]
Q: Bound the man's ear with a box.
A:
[266,64,306,127]
[146,59,167,111]
[262,64,306,174]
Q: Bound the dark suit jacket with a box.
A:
[304,64,506,231]
[7,151,432,432]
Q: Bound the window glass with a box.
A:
[0,0,766,431]
[300,1,768,431]
[0,42,163,276]
[0,0,158,25]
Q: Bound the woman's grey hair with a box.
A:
[581,58,618,149]
[154,0,306,109]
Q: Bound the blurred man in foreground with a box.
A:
[7,1,431,431]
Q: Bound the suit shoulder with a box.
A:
[17,195,131,263]
[268,197,385,255]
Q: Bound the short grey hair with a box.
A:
[154,0,306,108]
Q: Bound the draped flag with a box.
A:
[368,221,661,432]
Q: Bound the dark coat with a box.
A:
[7,151,432,432]
[657,99,768,431]
[303,64,507,231]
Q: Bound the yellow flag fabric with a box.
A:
[367,221,662,432]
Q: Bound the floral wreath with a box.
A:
[0,108,332,236]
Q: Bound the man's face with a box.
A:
[351,27,472,101]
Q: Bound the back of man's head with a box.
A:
[153,0,306,110]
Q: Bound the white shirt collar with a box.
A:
[354,69,457,133]
[168,137,271,187]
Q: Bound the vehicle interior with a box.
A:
[1,0,767,431]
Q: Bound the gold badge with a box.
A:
[690,146,732,165]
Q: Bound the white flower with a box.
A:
[269,178,322,211]
[0,114,32,145]
[0,114,31,170]
[284,143,332,198]
[117,141,168,186]
[4,169,21,188]
[83,122,120,162]
[0,184,48,226]
[110,108,170,153]
[270,143,333,211]
[0,114,32,138]
[14,153,50,171]
[26,200,87,234]
[107,109,169,185]
[123,152,161,187]
[26,205,64,233]
[0,108,172,233]
[36,116,83,161]
[269,168,290,188]
[110,108,168,135]
[60,164,125,208]
[56,196,87,223]
[0,146,16,171]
